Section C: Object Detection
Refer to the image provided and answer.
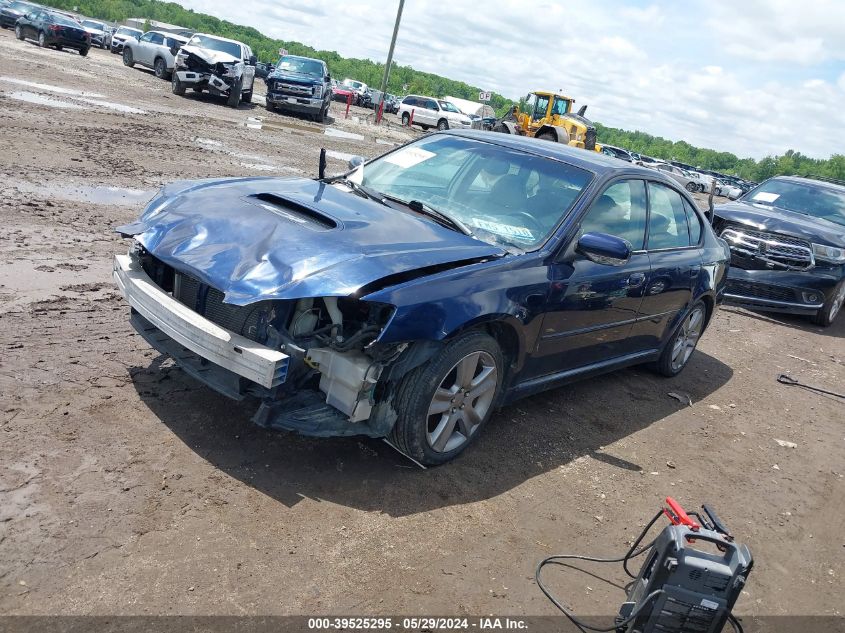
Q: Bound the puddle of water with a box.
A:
[195,137,223,147]
[7,91,84,109]
[0,76,104,98]
[11,180,156,207]
[77,98,146,114]
[324,128,365,141]
[325,150,357,162]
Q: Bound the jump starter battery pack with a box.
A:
[618,522,753,633]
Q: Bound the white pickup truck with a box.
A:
[171,33,257,108]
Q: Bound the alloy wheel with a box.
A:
[671,306,704,372]
[426,350,497,453]
[830,283,845,321]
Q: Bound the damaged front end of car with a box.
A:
[111,176,506,439]
[174,48,243,93]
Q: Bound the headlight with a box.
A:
[313,85,323,98]
[812,243,845,263]
[175,53,187,67]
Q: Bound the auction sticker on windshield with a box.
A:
[384,147,435,169]
[752,192,780,203]
[470,218,534,240]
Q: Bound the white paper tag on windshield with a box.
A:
[471,218,534,240]
[384,147,435,169]
[752,192,779,203]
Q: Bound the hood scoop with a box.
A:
[248,193,337,230]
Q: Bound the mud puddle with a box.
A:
[10,180,156,206]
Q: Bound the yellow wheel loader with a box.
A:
[493,90,598,151]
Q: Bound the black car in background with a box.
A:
[14,8,90,54]
[714,176,845,326]
[0,0,36,29]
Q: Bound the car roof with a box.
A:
[771,175,845,193]
[280,54,323,63]
[445,130,661,177]
[149,30,187,40]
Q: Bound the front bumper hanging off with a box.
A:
[113,253,289,391]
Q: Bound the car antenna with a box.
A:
[318,148,327,180]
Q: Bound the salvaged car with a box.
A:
[109,25,141,54]
[79,19,108,49]
[114,131,728,465]
[265,54,332,122]
[122,30,188,79]
[171,33,256,107]
[714,175,845,326]
[15,9,91,55]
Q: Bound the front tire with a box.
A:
[171,73,186,96]
[391,331,503,466]
[437,118,449,131]
[811,281,845,327]
[401,112,410,126]
[38,31,46,47]
[654,301,706,377]
[122,47,133,67]
[226,77,243,108]
[78,46,87,56]
[241,89,252,104]
[15,25,23,40]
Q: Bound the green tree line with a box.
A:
[41,0,844,183]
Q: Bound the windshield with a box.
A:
[745,179,845,227]
[343,80,362,89]
[358,135,593,249]
[116,27,141,36]
[439,101,461,113]
[187,34,241,58]
[276,56,323,76]
[81,20,104,29]
[10,1,33,10]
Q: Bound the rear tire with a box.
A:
[171,73,186,96]
[241,89,252,104]
[811,281,845,327]
[78,47,88,56]
[401,112,410,126]
[685,182,697,193]
[654,301,706,377]
[390,330,503,466]
[122,47,133,67]
[492,123,510,133]
[154,57,166,79]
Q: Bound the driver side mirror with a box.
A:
[248,55,257,66]
[576,232,632,266]
[325,74,331,81]
[170,44,180,55]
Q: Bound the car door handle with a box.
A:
[627,272,646,287]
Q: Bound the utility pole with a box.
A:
[378,0,405,101]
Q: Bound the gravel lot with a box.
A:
[1,29,843,619]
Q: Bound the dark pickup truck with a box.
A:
[265,54,332,122]
[714,175,845,327]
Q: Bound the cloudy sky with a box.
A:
[182,0,845,159]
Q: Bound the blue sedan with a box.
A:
[114,131,729,465]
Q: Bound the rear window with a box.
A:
[50,13,80,27]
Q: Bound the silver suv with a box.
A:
[109,25,142,54]
[397,95,472,131]
[122,30,189,79]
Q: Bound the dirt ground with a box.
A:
[1,28,843,621]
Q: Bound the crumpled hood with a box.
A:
[715,200,845,248]
[117,177,505,305]
[179,44,240,65]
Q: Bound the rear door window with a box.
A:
[683,198,702,245]
[647,182,691,250]
[580,180,648,249]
